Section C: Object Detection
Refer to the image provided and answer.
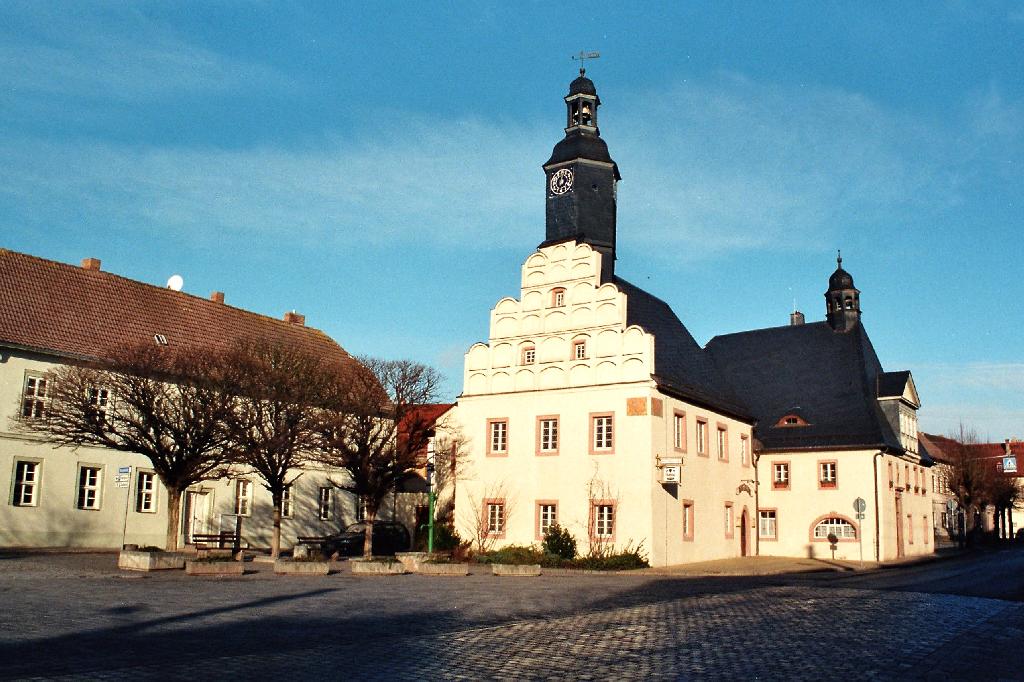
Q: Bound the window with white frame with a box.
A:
[487,502,505,534]
[21,374,49,419]
[573,340,587,360]
[819,461,837,488]
[522,346,536,365]
[88,386,110,426]
[758,510,777,538]
[135,471,156,513]
[318,487,332,520]
[13,460,40,507]
[539,418,558,453]
[234,479,252,516]
[489,420,508,454]
[538,503,557,536]
[552,288,566,307]
[740,436,749,465]
[593,504,614,538]
[682,502,694,540]
[592,415,613,451]
[773,462,790,488]
[696,419,707,455]
[76,466,101,510]
[673,413,685,450]
[813,517,856,539]
[716,427,727,461]
[724,504,734,537]
[280,484,292,518]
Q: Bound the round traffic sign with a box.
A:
[853,497,867,513]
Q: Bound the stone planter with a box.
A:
[395,552,429,572]
[417,562,471,576]
[491,563,542,577]
[274,560,331,576]
[350,559,406,575]
[118,550,186,572]
[186,560,245,576]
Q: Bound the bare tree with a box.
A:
[460,480,516,554]
[16,343,236,550]
[944,423,992,548]
[316,358,442,557]
[585,463,621,558]
[985,472,1022,541]
[223,340,328,559]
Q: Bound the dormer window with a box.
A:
[551,288,566,307]
[776,414,809,427]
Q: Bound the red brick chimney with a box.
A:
[210,291,225,304]
[283,311,305,326]
[81,258,101,271]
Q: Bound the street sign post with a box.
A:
[853,497,867,566]
[120,466,133,549]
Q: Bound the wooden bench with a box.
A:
[191,532,240,557]
[295,535,329,558]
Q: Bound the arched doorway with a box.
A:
[740,508,749,557]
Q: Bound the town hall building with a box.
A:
[451,70,932,566]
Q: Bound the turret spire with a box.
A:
[825,251,861,332]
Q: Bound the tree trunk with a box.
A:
[364,509,376,558]
[270,493,282,560]
[166,487,182,551]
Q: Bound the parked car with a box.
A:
[322,521,411,557]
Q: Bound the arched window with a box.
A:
[776,414,809,427]
[812,516,856,540]
[844,296,853,310]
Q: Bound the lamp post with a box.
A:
[426,437,436,554]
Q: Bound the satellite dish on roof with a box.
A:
[166,275,184,291]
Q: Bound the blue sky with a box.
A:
[2,2,1022,438]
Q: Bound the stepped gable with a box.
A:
[706,321,903,451]
[614,276,749,420]
[0,248,355,368]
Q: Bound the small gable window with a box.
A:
[522,346,536,365]
[573,340,587,360]
[551,288,566,307]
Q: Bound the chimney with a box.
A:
[790,310,805,326]
[283,310,305,326]
[81,258,101,271]
[210,291,225,304]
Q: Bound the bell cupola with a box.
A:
[825,251,862,332]
[542,68,621,274]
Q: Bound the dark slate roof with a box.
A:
[877,371,911,399]
[613,276,750,420]
[0,248,356,370]
[829,265,855,290]
[569,72,598,96]
[706,321,903,452]
[545,130,621,179]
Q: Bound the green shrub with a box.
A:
[566,542,649,571]
[427,524,464,552]
[475,544,546,565]
[542,524,577,560]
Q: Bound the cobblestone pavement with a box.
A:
[1,551,1022,680]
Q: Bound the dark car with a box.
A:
[322,521,411,557]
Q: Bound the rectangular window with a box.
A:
[696,418,708,456]
[740,435,749,466]
[819,461,838,489]
[590,413,614,453]
[573,340,587,360]
[716,426,728,461]
[553,289,565,307]
[21,374,49,419]
[772,462,790,489]
[88,386,110,426]
[673,412,686,451]
[758,510,777,539]
[234,479,252,516]
[682,501,694,541]
[76,466,101,510]
[487,419,509,455]
[12,460,40,507]
[923,516,929,544]
[537,417,559,455]
[487,502,505,535]
[522,347,536,365]
[135,471,156,513]
[538,503,557,537]
[318,487,332,520]
[280,484,292,518]
[724,503,734,538]
[593,504,614,538]
[907,514,914,544]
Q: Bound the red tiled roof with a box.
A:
[0,248,354,367]
[920,432,1022,478]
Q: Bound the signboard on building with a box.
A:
[1003,456,1017,474]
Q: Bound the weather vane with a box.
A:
[572,50,600,74]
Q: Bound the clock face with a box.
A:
[549,168,574,195]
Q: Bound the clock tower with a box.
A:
[542,69,621,274]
